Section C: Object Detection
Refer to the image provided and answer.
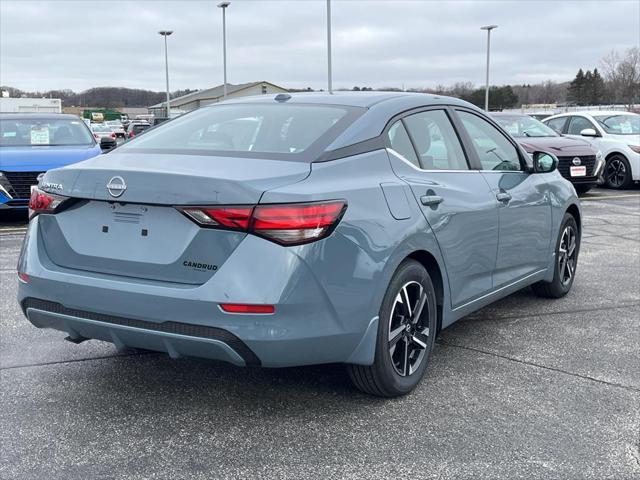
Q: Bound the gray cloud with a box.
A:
[1,0,638,92]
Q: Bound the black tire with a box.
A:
[573,184,593,195]
[348,259,437,397]
[603,154,633,189]
[532,213,580,298]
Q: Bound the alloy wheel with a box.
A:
[558,225,577,287]
[388,281,430,377]
[605,158,627,188]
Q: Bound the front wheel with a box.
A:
[603,154,633,189]
[348,259,437,397]
[532,213,580,298]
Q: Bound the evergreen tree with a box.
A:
[591,68,606,105]
[567,69,585,105]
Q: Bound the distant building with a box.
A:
[148,81,288,117]
[0,97,62,113]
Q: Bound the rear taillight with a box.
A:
[178,200,346,246]
[93,133,100,139]
[28,186,69,219]
[111,133,116,139]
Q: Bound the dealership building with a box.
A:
[148,81,288,117]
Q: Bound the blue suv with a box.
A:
[0,113,101,210]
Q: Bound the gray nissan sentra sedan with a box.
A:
[17,92,581,397]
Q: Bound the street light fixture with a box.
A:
[480,24,497,112]
[218,1,230,98]
[158,30,173,119]
[326,0,333,94]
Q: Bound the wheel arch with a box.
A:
[566,203,581,236]
[406,250,445,333]
[605,150,628,161]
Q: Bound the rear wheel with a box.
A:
[603,154,633,189]
[348,260,437,397]
[532,213,579,298]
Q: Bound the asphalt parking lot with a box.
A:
[0,187,639,480]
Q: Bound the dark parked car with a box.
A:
[126,122,151,139]
[493,113,604,193]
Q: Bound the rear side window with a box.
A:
[403,110,468,170]
[387,121,420,167]
[545,117,567,133]
[457,111,522,171]
[121,104,360,160]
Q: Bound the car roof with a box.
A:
[0,113,82,121]
[216,91,472,110]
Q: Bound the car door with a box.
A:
[386,108,499,308]
[454,109,553,288]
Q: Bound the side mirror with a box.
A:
[531,151,557,173]
[100,136,117,152]
[580,128,598,137]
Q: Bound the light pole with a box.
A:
[326,0,333,94]
[481,25,497,112]
[158,30,173,118]
[218,1,230,98]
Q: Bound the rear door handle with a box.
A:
[496,192,512,203]
[420,195,444,207]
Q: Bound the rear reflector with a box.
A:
[219,303,275,314]
[177,200,346,246]
[17,272,29,283]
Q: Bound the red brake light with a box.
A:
[181,206,253,229]
[252,201,345,245]
[111,133,116,139]
[17,272,29,283]
[177,200,346,246]
[29,187,69,219]
[220,303,275,314]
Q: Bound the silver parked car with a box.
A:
[18,93,581,397]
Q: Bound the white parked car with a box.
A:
[543,111,640,189]
[90,123,117,142]
[105,120,125,138]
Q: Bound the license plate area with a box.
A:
[570,166,586,177]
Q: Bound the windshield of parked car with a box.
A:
[593,114,640,135]
[493,115,559,138]
[0,117,94,147]
[120,103,360,160]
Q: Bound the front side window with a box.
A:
[0,118,94,147]
[121,103,358,160]
[457,111,522,171]
[403,110,468,170]
[387,121,420,167]
[567,116,596,135]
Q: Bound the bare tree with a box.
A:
[601,47,640,108]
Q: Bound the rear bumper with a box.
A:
[17,217,379,368]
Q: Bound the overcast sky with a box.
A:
[1,0,638,93]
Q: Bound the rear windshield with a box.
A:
[120,103,362,160]
[593,114,639,135]
[0,117,94,147]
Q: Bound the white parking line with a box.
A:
[581,194,640,201]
